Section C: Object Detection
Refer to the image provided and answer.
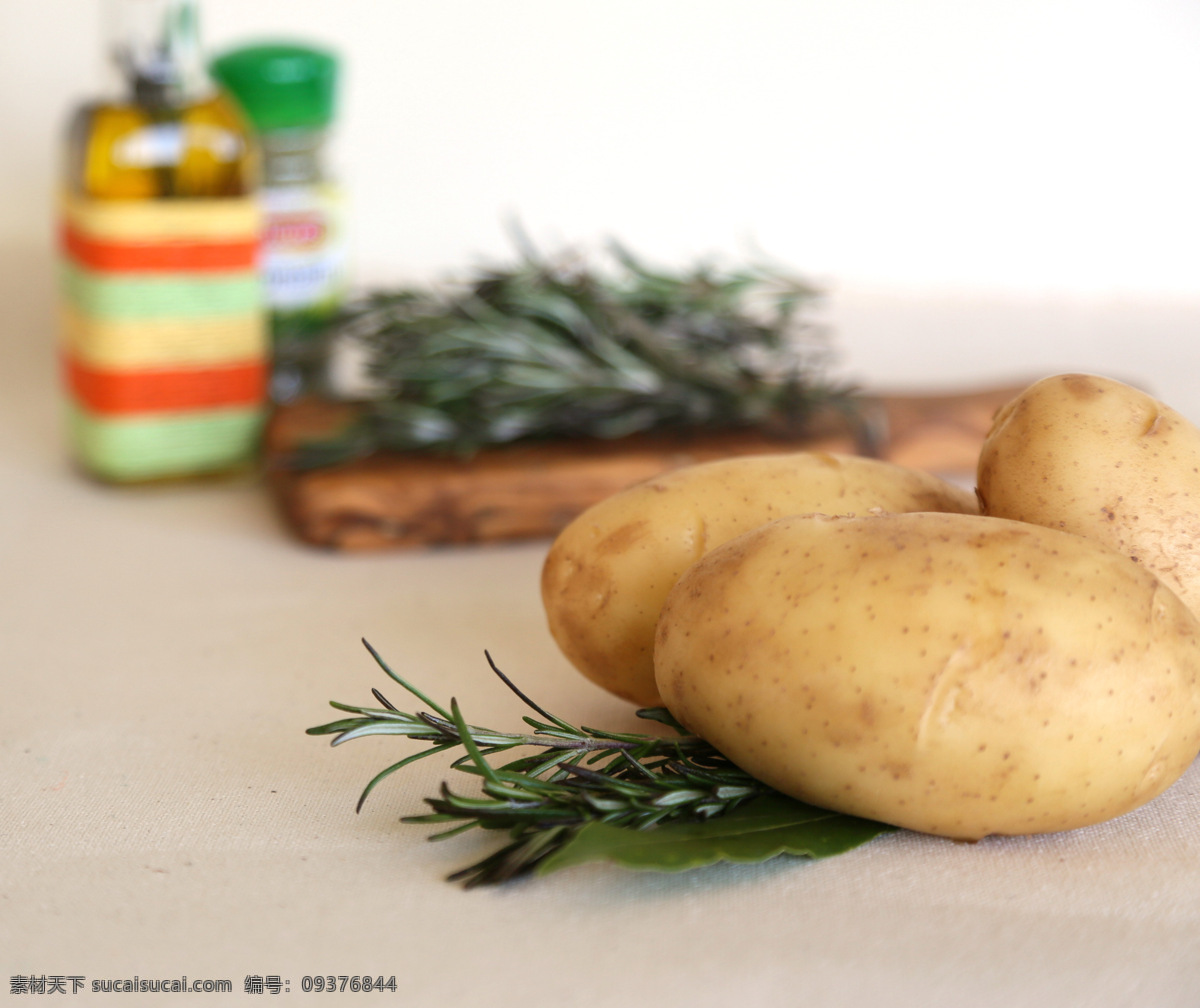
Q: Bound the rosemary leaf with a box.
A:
[293,237,855,466]
[308,641,893,887]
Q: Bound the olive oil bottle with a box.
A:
[60,0,268,482]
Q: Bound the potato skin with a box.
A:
[978,373,1200,616]
[541,452,978,706]
[654,511,1200,839]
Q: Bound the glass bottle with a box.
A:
[60,0,269,482]
[210,42,345,403]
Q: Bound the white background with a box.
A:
[2,0,1199,408]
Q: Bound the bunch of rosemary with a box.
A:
[308,642,894,887]
[295,238,854,466]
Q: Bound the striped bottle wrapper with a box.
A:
[59,193,269,482]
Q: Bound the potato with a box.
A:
[978,373,1200,616]
[654,511,1200,839]
[542,452,978,706]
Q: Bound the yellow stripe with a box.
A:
[61,304,267,369]
[60,192,262,242]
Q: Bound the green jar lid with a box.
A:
[210,42,338,132]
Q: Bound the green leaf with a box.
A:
[536,794,896,876]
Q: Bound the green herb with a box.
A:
[537,794,896,876]
[294,234,857,466]
[307,641,895,887]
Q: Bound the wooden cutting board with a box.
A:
[263,384,1025,550]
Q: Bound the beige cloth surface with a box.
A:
[3,254,1200,1007]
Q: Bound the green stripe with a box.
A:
[61,262,263,321]
[69,404,265,481]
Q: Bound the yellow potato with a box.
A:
[654,511,1200,839]
[978,372,1200,615]
[542,452,978,706]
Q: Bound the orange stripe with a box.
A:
[64,355,267,414]
[61,223,261,273]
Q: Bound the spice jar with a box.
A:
[210,42,345,402]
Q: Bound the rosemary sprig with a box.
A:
[307,640,777,887]
[295,236,855,466]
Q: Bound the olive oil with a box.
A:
[60,0,269,483]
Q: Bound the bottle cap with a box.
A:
[210,42,338,132]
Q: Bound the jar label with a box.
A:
[260,184,346,312]
[112,122,246,169]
